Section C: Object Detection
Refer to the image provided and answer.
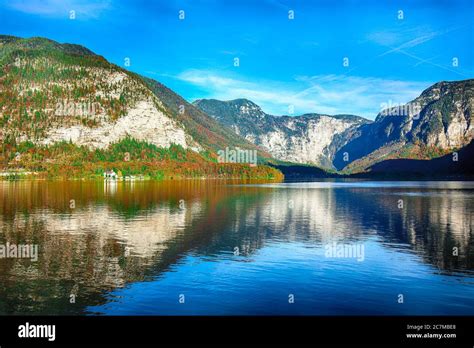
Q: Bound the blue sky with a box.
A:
[0,0,473,119]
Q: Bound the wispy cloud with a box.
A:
[377,31,441,57]
[367,26,439,48]
[366,26,470,77]
[4,0,111,19]
[395,49,468,77]
[177,69,431,119]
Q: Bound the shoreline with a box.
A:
[0,171,284,182]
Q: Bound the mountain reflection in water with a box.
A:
[0,180,473,315]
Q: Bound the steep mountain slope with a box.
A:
[142,79,271,161]
[0,35,281,179]
[0,35,199,150]
[333,79,474,171]
[0,36,272,154]
[193,98,369,168]
[0,35,269,154]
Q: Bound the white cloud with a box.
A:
[367,26,439,47]
[5,0,111,19]
[177,69,431,119]
[378,31,443,57]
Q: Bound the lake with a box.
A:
[0,180,473,315]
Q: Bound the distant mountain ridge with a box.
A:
[193,98,369,168]
[194,79,474,173]
[334,79,474,171]
[142,81,269,160]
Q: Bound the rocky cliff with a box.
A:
[193,98,369,168]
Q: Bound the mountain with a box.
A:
[141,80,271,162]
[333,79,474,171]
[0,35,281,180]
[0,35,266,153]
[358,140,474,179]
[193,98,369,168]
[2,34,472,179]
[0,36,194,150]
[194,79,474,174]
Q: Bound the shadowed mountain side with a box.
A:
[357,140,474,179]
[270,164,340,180]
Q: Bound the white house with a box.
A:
[104,170,117,180]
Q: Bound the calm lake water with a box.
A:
[0,180,473,315]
